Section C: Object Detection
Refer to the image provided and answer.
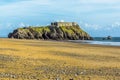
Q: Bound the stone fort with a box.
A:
[51,22,77,27]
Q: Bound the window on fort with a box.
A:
[51,23,54,25]
[54,23,56,25]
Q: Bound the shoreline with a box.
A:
[1,38,120,48]
[0,38,120,80]
[68,40,120,47]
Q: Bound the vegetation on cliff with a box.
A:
[8,25,92,40]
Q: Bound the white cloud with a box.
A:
[80,21,120,31]
[83,23,101,30]
[112,22,120,28]
[79,0,120,4]
[6,23,12,27]
[0,0,120,18]
[0,23,14,30]
[0,0,120,37]
[19,22,26,27]
[0,0,52,17]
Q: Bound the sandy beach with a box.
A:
[0,38,120,80]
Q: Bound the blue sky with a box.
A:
[0,0,120,37]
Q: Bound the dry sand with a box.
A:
[0,38,120,80]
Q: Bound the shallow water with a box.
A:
[93,37,120,42]
[88,41,120,46]
[69,37,120,46]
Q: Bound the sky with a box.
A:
[0,0,120,37]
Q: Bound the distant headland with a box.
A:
[8,21,93,40]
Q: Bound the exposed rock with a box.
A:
[8,25,93,40]
[107,36,112,40]
[102,36,112,40]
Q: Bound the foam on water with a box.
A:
[88,41,120,46]
[69,39,120,46]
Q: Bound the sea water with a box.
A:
[91,37,120,46]
[69,37,120,46]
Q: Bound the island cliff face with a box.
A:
[8,24,92,40]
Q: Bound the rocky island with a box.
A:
[8,22,92,40]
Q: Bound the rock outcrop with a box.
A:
[8,25,93,40]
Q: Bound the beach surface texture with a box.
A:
[0,38,120,80]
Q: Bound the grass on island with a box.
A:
[0,38,120,80]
